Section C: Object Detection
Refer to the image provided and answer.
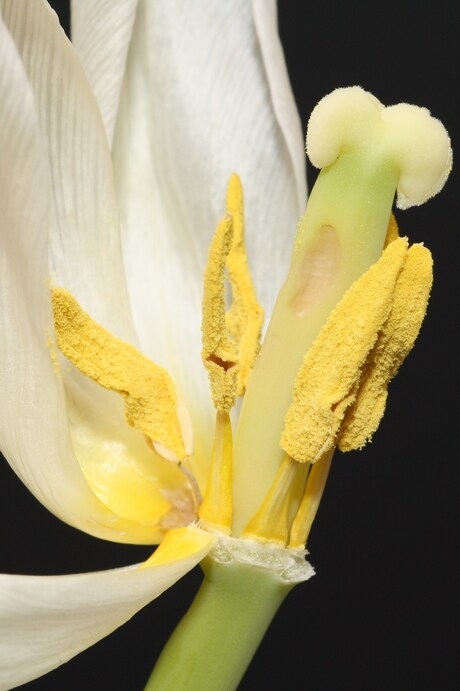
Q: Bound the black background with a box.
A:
[1,2,458,689]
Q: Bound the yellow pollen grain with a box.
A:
[281,237,409,464]
[52,288,186,461]
[225,174,264,394]
[338,243,433,451]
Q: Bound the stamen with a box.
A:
[242,455,309,545]
[281,237,408,464]
[52,287,187,461]
[226,174,264,394]
[153,399,194,459]
[201,175,264,412]
[201,216,239,412]
[198,411,233,533]
[338,243,433,450]
[289,450,333,549]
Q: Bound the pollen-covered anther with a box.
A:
[152,398,194,460]
[225,174,264,395]
[51,288,187,462]
[201,215,239,413]
[338,242,433,451]
[202,174,264,412]
[306,86,452,208]
[281,237,409,464]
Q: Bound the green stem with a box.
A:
[144,558,293,691]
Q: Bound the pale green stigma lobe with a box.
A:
[307,86,452,209]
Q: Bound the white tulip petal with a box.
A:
[0,7,174,545]
[0,527,215,689]
[66,384,195,533]
[0,15,96,531]
[71,0,139,147]
[251,0,307,213]
[112,0,306,482]
[1,0,135,341]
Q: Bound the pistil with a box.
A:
[232,86,451,535]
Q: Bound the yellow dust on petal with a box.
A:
[201,216,239,412]
[225,174,264,395]
[338,243,433,451]
[140,526,216,568]
[52,288,186,461]
[198,411,233,533]
[281,237,409,463]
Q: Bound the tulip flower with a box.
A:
[0,1,451,689]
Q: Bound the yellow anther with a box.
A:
[202,216,239,412]
[198,411,233,533]
[226,174,264,395]
[242,454,309,545]
[52,288,187,461]
[202,175,264,411]
[339,243,433,451]
[281,237,409,463]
